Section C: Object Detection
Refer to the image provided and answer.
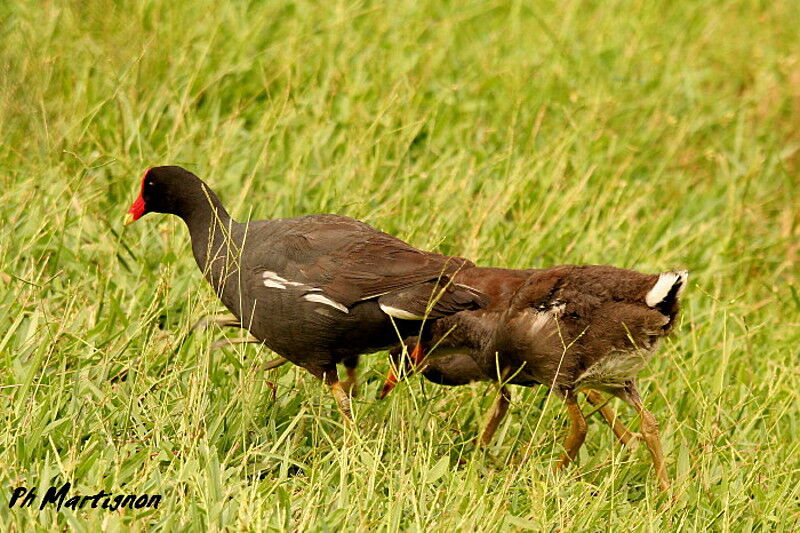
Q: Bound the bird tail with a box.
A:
[645,270,688,322]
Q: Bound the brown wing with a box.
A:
[315,236,473,299]
[509,265,660,313]
[249,214,485,313]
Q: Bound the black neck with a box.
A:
[175,187,240,297]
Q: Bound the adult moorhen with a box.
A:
[124,166,486,419]
[381,265,687,491]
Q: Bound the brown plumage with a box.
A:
[383,264,687,491]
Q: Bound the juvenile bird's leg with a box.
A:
[379,366,399,400]
[615,381,670,492]
[409,342,425,366]
[554,389,588,470]
[583,389,640,447]
[339,355,360,397]
[480,385,512,446]
[259,357,288,372]
[192,314,242,330]
[210,336,260,351]
[194,313,255,352]
[378,341,423,399]
[194,314,289,374]
[325,368,353,422]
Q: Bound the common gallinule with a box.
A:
[124,166,486,418]
[381,265,687,491]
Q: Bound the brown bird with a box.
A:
[124,166,485,419]
[381,265,687,491]
[384,346,638,450]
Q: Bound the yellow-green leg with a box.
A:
[554,390,588,470]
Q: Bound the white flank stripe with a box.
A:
[262,270,319,290]
[303,294,349,313]
[646,270,688,307]
[379,304,426,320]
[262,279,286,289]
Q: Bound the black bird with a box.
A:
[124,165,485,419]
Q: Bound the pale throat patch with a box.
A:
[574,349,652,390]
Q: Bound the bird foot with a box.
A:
[339,379,358,398]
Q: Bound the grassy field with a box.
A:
[1,0,799,530]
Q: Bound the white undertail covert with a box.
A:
[645,270,688,307]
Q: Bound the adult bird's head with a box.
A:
[124,166,216,225]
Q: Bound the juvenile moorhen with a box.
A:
[384,346,638,450]
[124,166,485,418]
[381,265,687,491]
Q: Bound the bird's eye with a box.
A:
[147,181,154,186]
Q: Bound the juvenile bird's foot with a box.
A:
[339,367,359,397]
[339,379,359,398]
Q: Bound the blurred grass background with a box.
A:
[1,0,798,530]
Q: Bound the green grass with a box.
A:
[1,0,799,530]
